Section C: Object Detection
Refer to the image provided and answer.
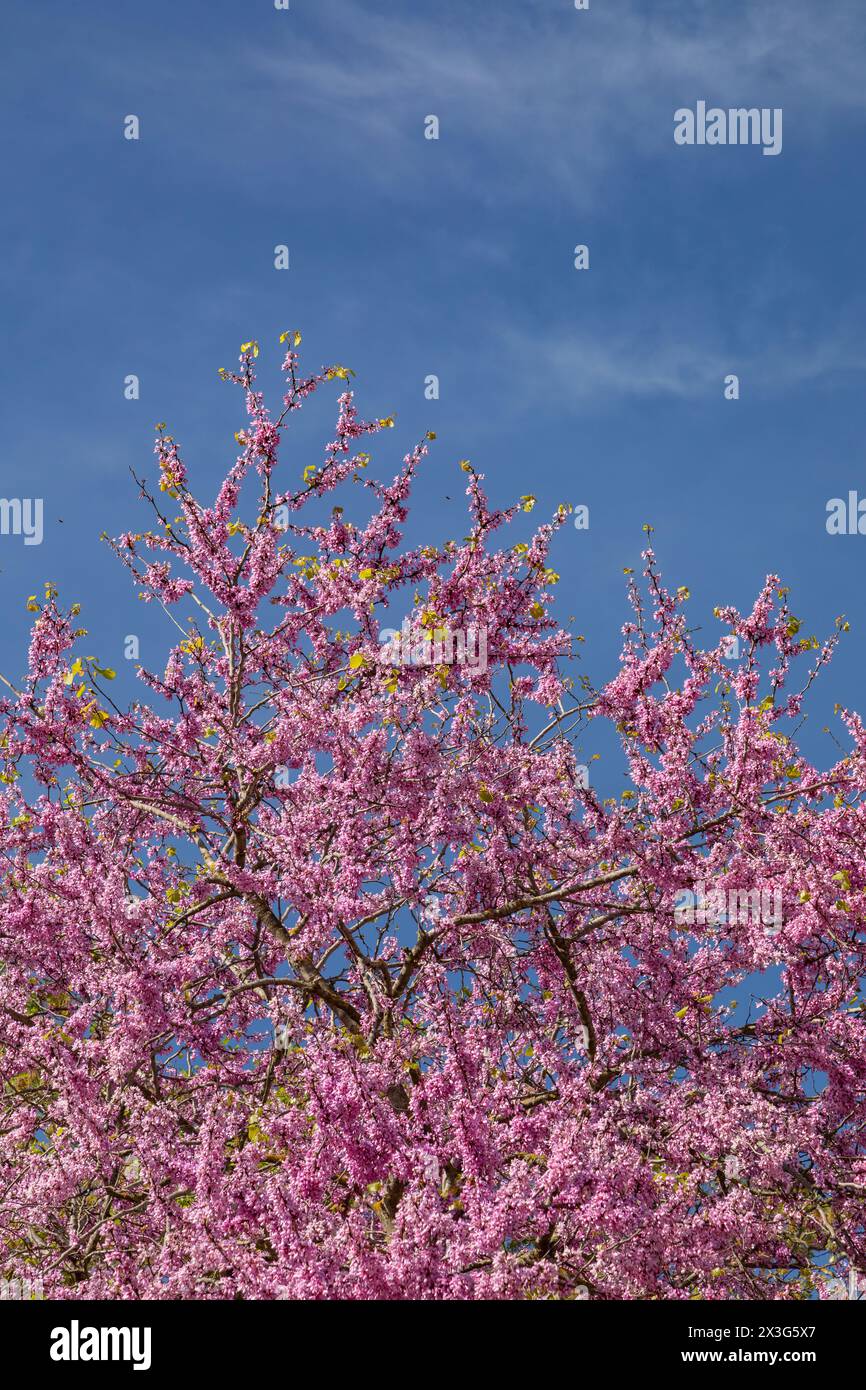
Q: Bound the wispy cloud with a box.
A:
[239,0,866,202]
[33,0,866,410]
[493,311,866,409]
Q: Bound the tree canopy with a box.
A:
[1,341,864,1299]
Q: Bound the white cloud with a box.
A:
[241,0,866,201]
[495,317,866,407]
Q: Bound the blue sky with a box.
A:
[2,0,866,774]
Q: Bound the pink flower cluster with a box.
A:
[0,344,863,1301]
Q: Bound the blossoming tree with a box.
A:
[1,341,864,1300]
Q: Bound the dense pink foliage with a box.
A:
[1,342,864,1300]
